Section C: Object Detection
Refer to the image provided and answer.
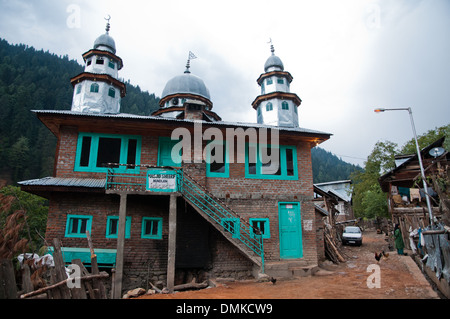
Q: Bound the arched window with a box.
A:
[108,87,116,98]
[90,83,99,93]
[266,102,273,111]
[282,101,289,110]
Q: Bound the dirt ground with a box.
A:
[139,229,441,299]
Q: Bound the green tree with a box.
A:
[400,124,450,154]
[351,140,398,218]
[0,185,48,253]
[351,124,449,219]
[8,136,30,181]
[361,184,389,218]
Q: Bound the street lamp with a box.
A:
[374,107,434,225]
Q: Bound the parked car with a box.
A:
[342,226,363,246]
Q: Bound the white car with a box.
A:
[342,226,363,246]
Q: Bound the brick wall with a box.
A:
[49,124,320,285]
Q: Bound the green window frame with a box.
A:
[108,87,116,98]
[108,60,115,69]
[206,140,229,178]
[221,218,240,239]
[76,85,81,94]
[245,143,298,180]
[249,218,270,239]
[90,83,99,93]
[65,215,92,238]
[277,78,284,84]
[266,102,273,112]
[74,132,141,173]
[106,216,131,239]
[141,217,163,239]
[266,78,273,85]
[282,101,289,110]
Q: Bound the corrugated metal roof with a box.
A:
[32,110,332,136]
[18,177,105,188]
[314,203,329,216]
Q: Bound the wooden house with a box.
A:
[378,137,449,248]
[19,23,331,297]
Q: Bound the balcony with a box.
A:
[104,163,265,271]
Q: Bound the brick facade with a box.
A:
[22,113,330,292]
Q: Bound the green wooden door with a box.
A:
[158,137,182,167]
[278,202,303,259]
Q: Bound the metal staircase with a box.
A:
[178,170,265,272]
[105,164,264,273]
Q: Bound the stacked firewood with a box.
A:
[324,223,345,264]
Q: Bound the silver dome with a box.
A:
[264,55,284,72]
[94,33,116,54]
[161,73,211,101]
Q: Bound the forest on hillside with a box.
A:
[311,147,362,183]
[0,38,360,185]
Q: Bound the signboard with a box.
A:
[146,169,178,192]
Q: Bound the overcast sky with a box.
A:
[1,0,449,166]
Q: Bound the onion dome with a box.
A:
[161,55,211,102]
[264,43,284,72]
[94,34,116,54]
[93,17,116,54]
[153,52,220,121]
[161,72,211,101]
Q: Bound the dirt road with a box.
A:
[139,229,440,299]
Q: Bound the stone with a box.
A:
[256,273,270,282]
[127,287,146,297]
[146,289,156,295]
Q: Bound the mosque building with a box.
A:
[19,20,331,298]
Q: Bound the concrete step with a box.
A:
[264,261,319,278]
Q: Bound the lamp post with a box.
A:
[374,107,434,225]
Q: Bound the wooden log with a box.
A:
[86,230,96,259]
[21,263,34,293]
[70,259,87,299]
[0,259,17,299]
[325,233,345,263]
[113,193,127,299]
[149,282,162,294]
[173,279,208,292]
[20,272,109,299]
[48,268,60,299]
[77,260,96,299]
[86,230,106,299]
[52,238,71,299]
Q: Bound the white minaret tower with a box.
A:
[70,17,126,114]
[252,41,301,127]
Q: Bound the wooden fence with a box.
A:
[1,233,109,299]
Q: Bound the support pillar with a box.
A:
[167,194,177,293]
[113,193,127,299]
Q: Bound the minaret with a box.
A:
[70,17,126,114]
[252,41,301,127]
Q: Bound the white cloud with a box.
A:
[1,0,449,167]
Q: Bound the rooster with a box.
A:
[270,277,277,285]
[374,252,383,263]
[374,250,389,263]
